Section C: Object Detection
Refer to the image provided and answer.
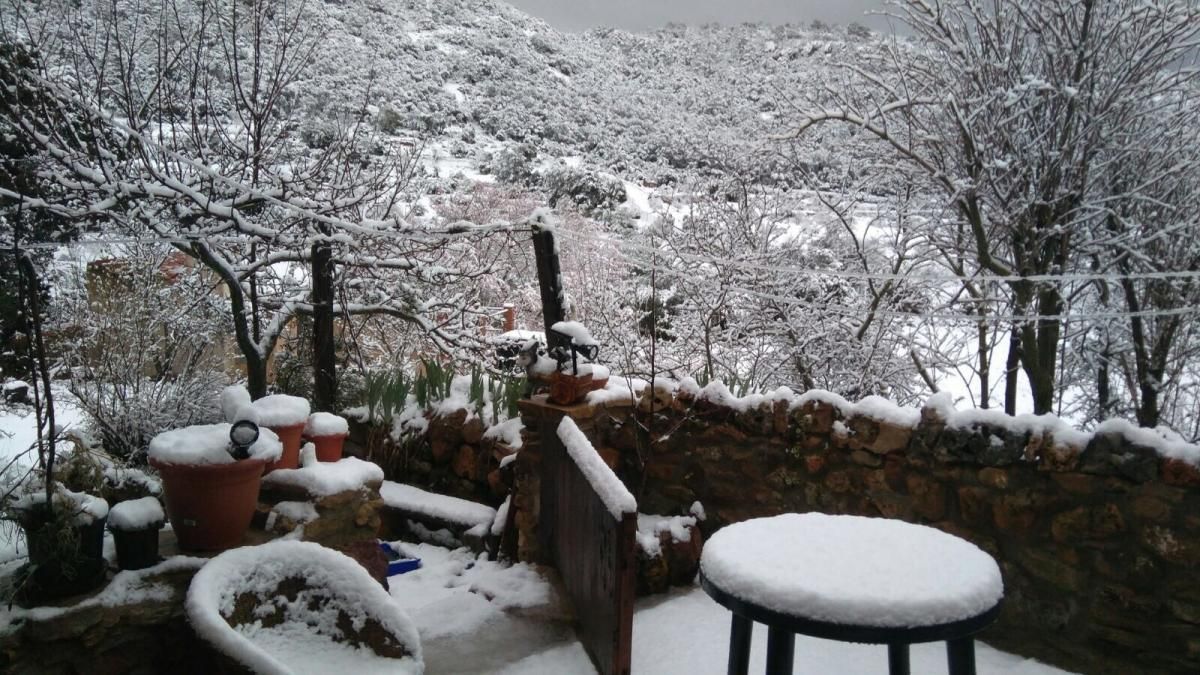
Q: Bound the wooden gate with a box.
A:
[538,415,637,675]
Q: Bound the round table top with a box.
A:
[700,513,1003,634]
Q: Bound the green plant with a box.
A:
[415,359,454,409]
[363,369,412,422]
[469,364,486,419]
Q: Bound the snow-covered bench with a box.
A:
[187,540,423,675]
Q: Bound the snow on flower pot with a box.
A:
[579,363,610,392]
[249,394,310,472]
[187,540,423,675]
[148,423,282,551]
[8,486,109,603]
[108,496,166,571]
[305,412,349,462]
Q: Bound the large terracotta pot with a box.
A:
[309,433,347,462]
[264,422,304,472]
[150,456,267,551]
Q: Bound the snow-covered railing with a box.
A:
[539,416,636,675]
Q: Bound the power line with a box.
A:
[551,225,1200,285]
[562,228,1200,324]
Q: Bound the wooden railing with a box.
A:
[538,416,637,675]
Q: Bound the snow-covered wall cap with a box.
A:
[249,394,311,428]
[148,423,283,465]
[608,374,1200,467]
[551,320,598,347]
[557,417,637,519]
[186,540,422,675]
[108,496,164,531]
[220,385,252,424]
[305,412,349,437]
[261,457,384,497]
[380,481,496,527]
[926,392,1199,464]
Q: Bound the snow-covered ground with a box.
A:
[388,541,1075,675]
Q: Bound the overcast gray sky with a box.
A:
[505,0,889,32]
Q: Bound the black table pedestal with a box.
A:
[728,614,753,675]
[765,626,795,674]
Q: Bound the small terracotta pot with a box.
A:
[550,371,593,406]
[309,433,347,462]
[150,456,267,551]
[264,422,305,472]
[589,377,609,391]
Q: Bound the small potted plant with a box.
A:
[4,483,109,603]
[148,419,281,551]
[107,496,165,570]
[305,412,349,462]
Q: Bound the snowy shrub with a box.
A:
[481,144,539,185]
[543,165,626,214]
[57,247,230,463]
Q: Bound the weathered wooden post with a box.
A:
[531,221,566,353]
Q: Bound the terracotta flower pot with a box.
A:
[263,422,304,472]
[550,371,593,406]
[310,433,347,462]
[150,456,267,551]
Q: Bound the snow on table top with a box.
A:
[557,417,636,519]
[148,423,283,465]
[108,496,164,531]
[261,457,384,497]
[305,411,349,437]
[187,540,421,675]
[380,481,496,527]
[700,513,1003,628]
[250,394,311,428]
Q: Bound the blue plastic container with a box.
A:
[379,541,422,576]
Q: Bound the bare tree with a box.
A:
[0,0,509,400]
[782,0,1200,414]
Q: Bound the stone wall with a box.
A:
[516,386,1197,675]
[350,410,515,507]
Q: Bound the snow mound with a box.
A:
[636,513,697,558]
[108,496,164,531]
[306,412,349,437]
[148,423,283,465]
[220,385,252,423]
[187,540,422,675]
[701,513,1003,628]
[483,417,524,450]
[250,394,311,428]
[261,457,384,497]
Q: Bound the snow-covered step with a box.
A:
[380,481,498,552]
